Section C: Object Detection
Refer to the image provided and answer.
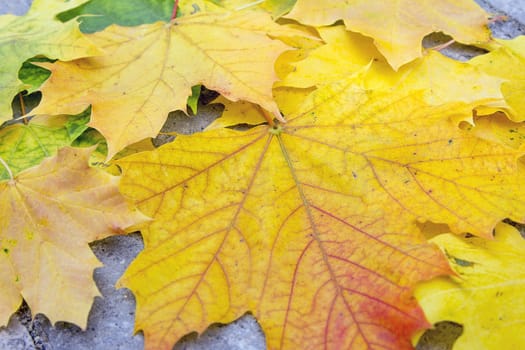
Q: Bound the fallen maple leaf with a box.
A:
[72,128,157,175]
[0,113,89,181]
[0,147,146,328]
[465,111,525,149]
[32,10,303,159]
[260,0,297,18]
[415,222,525,349]
[469,36,525,121]
[0,0,100,121]
[205,0,296,17]
[278,25,505,109]
[277,25,390,88]
[57,0,230,33]
[286,0,490,70]
[116,71,525,349]
[56,0,173,33]
[206,95,267,130]
[206,86,315,130]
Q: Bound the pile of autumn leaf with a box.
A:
[1,0,525,349]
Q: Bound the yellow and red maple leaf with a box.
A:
[0,147,146,328]
[32,10,303,159]
[115,71,525,349]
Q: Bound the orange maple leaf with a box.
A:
[113,71,525,349]
[31,10,303,159]
[0,147,146,328]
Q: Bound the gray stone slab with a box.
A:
[478,0,525,38]
[0,0,32,16]
[0,316,34,350]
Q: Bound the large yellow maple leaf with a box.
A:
[286,0,490,70]
[32,10,301,159]
[415,222,525,349]
[0,147,146,328]
[116,74,525,349]
[0,0,100,121]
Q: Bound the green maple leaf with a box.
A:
[0,112,90,181]
[0,0,100,122]
[56,0,173,33]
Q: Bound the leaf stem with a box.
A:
[256,106,275,126]
[170,0,180,20]
[488,14,508,24]
[429,39,456,52]
[0,156,14,181]
[18,93,28,125]
[235,0,264,11]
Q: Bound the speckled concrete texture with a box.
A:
[479,0,525,38]
[0,0,524,349]
[0,0,32,16]
[0,316,33,350]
